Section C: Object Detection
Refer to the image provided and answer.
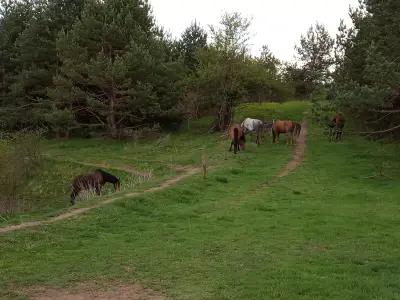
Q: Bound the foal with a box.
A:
[229,124,246,154]
[70,169,120,205]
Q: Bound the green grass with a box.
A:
[1,101,400,299]
[235,100,310,122]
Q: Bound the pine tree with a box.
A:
[295,23,334,95]
[179,21,207,70]
[51,0,185,137]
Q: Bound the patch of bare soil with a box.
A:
[28,283,166,300]
[0,166,200,234]
[277,121,307,178]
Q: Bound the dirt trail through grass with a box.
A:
[277,120,307,178]
[0,166,199,234]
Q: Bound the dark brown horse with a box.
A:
[228,124,246,154]
[272,120,296,144]
[293,122,302,140]
[70,169,120,205]
[328,112,345,141]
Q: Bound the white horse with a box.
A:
[241,118,269,146]
[241,118,263,133]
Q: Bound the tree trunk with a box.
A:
[210,99,234,132]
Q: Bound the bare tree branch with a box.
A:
[371,109,400,113]
[360,124,400,135]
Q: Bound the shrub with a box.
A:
[0,131,42,215]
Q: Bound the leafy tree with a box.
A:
[210,12,251,57]
[295,23,334,96]
[187,12,252,131]
[258,45,280,79]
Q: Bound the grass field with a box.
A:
[1,101,400,299]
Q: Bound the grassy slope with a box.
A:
[1,101,400,299]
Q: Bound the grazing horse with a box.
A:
[255,121,273,146]
[272,120,296,144]
[293,122,302,140]
[241,118,264,146]
[241,118,263,133]
[229,124,246,154]
[328,113,345,141]
[70,169,120,205]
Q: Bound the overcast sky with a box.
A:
[149,0,359,62]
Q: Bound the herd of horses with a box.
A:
[228,118,302,154]
[229,112,345,154]
[69,113,345,204]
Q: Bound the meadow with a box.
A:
[1,101,400,299]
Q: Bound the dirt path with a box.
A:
[28,283,166,300]
[0,166,199,235]
[277,121,307,178]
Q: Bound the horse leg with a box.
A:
[229,141,233,152]
[70,190,78,205]
[95,185,101,196]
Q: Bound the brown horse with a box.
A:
[328,112,345,141]
[70,169,120,205]
[228,124,246,154]
[272,120,296,144]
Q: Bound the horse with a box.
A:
[70,169,120,205]
[293,122,302,140]
[241,118,264,146]
[328,112,345,141]
[228,124,246,154]
[255,121,273,146]
[241,118,263,134]
[272,120,296,144]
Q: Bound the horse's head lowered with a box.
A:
[96,169,120,191]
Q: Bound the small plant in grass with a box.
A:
[215,176,228,183]
[202,154,208,179]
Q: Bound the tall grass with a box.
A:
[0,131,42,215]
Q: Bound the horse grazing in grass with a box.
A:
[272,120,296,144]
[70,169,120,205]
[328,112,345,141]
[293,122,302,140]
[229,124,246,154]
[241,118,264,146]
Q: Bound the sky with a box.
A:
[149,0,359,62]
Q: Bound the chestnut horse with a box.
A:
[70,169,120,205]
[272,120,296,144]
[228,124,246,154]
[328,112,345,141]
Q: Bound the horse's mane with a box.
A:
[96,169,119,183]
